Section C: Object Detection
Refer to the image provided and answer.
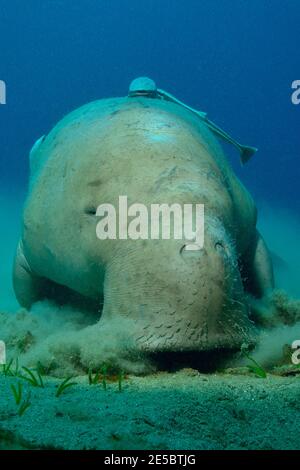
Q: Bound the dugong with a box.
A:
[13,78,274,353]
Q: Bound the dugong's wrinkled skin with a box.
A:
[13,95,274,353]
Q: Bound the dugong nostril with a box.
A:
[179,244,205,257]
[215,241,224,250]
[215,241,229,257]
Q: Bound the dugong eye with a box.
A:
[84,206,97,216]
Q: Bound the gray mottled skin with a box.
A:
[13,95,274,353]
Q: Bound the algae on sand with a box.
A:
[0,370,300,450]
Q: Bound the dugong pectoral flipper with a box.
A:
[242,230,275,298]
[13,240,102,311]
[13,241,47,309]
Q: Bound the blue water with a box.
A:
[0,0,299,208]
[0,0,299,309]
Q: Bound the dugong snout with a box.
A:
[101,224,256,353]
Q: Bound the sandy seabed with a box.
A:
[0,370,299,450]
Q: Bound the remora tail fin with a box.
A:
[240,145,258,165]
